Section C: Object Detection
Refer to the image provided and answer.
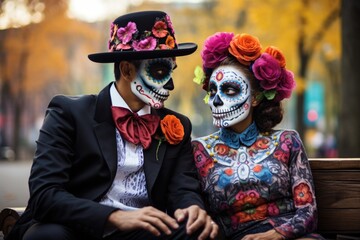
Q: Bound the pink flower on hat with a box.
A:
[201,32,234,69]
[165,15,175,35]
[252,53,282,90]
[117,22,137,44]
[116,43,132,50]
[110,23,116,38]
[132,37,157,51]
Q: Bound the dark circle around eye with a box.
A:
[149,62,172,80]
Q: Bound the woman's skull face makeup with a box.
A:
[131,58,176,109]
[208,66,252,128]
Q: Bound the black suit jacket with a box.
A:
[7,82,204,239]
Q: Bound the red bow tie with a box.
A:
[111,106,160,149]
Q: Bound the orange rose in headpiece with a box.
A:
[229,33,262,66]
[264,46,286,68]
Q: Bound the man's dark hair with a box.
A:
[114,61,141,81]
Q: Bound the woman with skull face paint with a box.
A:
[6,11,219,240]
[192,32,324,240]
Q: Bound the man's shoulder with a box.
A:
[46,94,99,118]
[50,94,97,107]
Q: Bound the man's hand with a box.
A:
[108,206,179,237]
[174,205,218,240]
[241,229,285,240]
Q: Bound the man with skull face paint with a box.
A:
[192,32,324,240]
[6,11,218,240]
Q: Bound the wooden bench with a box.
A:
[1,158,360,239]
[309,158,360,240]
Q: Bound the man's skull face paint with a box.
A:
[208,66,252,128]
[131,58,176,109]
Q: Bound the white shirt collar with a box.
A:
[110,82,151,116]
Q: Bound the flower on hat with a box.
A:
[152,20,168,38]
[194,32,296,103]
[165,15,175,35]
[108,15,176,52]
[162,35,175,49]
[132,37,157,51]
[117,22,137,44]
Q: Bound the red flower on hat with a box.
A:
[152,20,168,38]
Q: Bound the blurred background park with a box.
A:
[0,0,359,163]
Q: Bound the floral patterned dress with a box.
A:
[192,123,322,239]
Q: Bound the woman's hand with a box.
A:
[241,229,285,240]
[108,206,179,237]
[174,205,219,240]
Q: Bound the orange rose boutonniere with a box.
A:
[160,115,184,144]
[156,115,185,160]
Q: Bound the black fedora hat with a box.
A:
[88,11,197,63]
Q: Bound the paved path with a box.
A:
[0,160,31,210]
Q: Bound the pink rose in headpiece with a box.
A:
[201,32,234,69]
[117,22,137,44]
[132,37,157,51]
[275,69,296,101]
[252,53,282,90]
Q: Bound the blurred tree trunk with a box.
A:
[296,0,340,140]
[338,0,360,157]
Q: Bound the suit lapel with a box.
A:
[93,83,118,180]
[143,109,167,198]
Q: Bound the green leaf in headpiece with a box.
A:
[193,66,205,85]
[203,92,210,104]
[263,89,277,100]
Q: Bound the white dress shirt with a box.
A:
[100,83,150,211]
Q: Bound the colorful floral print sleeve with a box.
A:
[192,123,321,239]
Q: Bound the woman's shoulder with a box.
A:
[267,128,300,138]
[192,131,221,144]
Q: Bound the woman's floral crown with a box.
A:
[108,15,176,52]
[193,32,296,103]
